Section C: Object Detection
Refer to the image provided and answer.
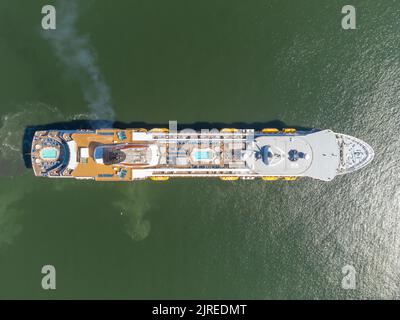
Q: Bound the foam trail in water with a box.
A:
[114,185,152,242]
[42,0,115,123]
[0,182,26,248]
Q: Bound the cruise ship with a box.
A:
[30,127,374,181]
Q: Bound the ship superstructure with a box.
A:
[30,128,374,181]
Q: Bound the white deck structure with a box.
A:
[114,129,373,181]
[253,130,340,181]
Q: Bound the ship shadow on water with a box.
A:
[22,120,316,169]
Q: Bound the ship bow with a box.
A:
[337,133,374,175]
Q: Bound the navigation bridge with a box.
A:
[31,128,374,181]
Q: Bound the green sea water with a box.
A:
[0,0,399,299]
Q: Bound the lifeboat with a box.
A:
[150,128,169,133]
[221,128,238,133]
[283,176,297,181]
[150,176,170,181]
[262,176,280,181]
[220,176,240,181]
[132,128,147,132]
[283,128,296,133]
[262,128,279,134]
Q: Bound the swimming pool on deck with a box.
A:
[40,148,59,160]
[194,150,213,161]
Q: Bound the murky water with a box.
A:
[0,0,399,299]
